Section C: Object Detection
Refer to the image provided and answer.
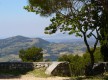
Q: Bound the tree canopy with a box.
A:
[24,0,108,65]
[19,47,43,62]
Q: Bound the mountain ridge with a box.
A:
[0,35,50,55]
[0,35,88,62]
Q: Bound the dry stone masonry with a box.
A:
[0,62,108,76]
[0,62,52,71]
[0,62,70,76]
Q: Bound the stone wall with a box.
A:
[0,62,70,76]
[0,62,52,71]
[33,62,52,69]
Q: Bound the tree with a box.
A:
[58,49,103,76]
[58,54,85,76]
[24,0,108,66]
[19,47,43,62]
[98,0,108,13]
[98,0,108,61]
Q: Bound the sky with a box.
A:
[0,0,52,38]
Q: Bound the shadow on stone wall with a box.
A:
[0,62,71,78]
[0,62,34,79]
[0,62,52,79]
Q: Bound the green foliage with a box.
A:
[19,47,43,62]
[24,0,72,16]
[25,0,100,37]
[25,0,104,65]
[58,48,103,76]
[58,55,73,62]
[58,54,85,76]
[83,47,103,63]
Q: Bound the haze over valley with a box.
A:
[0,35,97,62]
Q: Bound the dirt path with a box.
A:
[0,75,70,80]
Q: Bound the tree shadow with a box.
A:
[0,74,21,79]
[0,62,34,79]
[0,69,34,79]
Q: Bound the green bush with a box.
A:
[58,47,103,76]
[83,47,103,63]
[58,54,85,76]
[19,46,43,62]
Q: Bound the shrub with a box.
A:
[58,54,85,76]
[58,47,103,76]
[19,46,43,62]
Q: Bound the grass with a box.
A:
[27,68,50,78]
[70,73,108,80]
[0,68,108,79]
[0,68,49,78]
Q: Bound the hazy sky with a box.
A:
[0,0,52,38]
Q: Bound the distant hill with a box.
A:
[0,35,91,62]
[0,36,50,57]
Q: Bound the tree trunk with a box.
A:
[83,32,95,67]
[100,44,108,62]
[90,52,95,66]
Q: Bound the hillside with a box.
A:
[0,36,88,61]
[0,36,50,61]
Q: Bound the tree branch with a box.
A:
[82,32,91,53]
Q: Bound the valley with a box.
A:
[0,35,96,61]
